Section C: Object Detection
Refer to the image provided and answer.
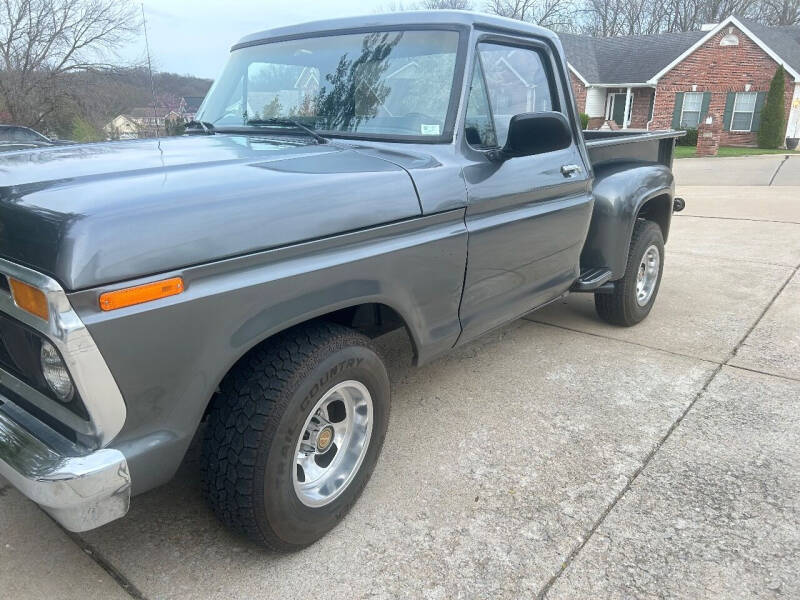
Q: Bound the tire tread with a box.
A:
[200,321,374,550]
[595,219,664,326]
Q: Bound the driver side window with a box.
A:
[465,43,555,148]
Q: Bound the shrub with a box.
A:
[758,65,786,149]
[677,127,698,147]
[166,117,186,136]
[70,117,102,142]
[579,112,589,129]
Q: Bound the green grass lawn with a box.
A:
[675,145,800,158]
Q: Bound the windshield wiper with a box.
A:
[184,120,215,135]
[245,118,328,144]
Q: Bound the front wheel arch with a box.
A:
[203,302,416,420]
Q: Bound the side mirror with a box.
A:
[488,111,573,161]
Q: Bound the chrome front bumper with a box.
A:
[0,405,130,532]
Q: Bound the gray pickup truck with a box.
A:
[0,11,684,550]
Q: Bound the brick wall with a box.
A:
[570,71,587,115]
[651,25,796,145]
[630,88,654,128]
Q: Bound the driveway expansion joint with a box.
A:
[534,262,799,598]
[727,264,799,364]
[674,214,800,225]
[768,155,791,186]
[535,362,724,599]
[725,363,800,384]
[523,317,720,366]
[60,527,149,600]
[669,250,798,269]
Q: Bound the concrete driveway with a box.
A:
[2,156,799,599]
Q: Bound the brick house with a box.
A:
[561,16,800,146]
[181,96,205,122]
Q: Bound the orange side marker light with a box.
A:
[99,277,184,311]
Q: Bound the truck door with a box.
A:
[458,38,593,342]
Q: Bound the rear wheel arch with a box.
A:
[612,189,673,277]
[635,192,672,243]
[582,163,673,279]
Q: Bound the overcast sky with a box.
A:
[126,0,414,79]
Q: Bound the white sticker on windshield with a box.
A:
[421,124,441,136]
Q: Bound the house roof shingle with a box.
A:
[560,30,705,84]
[127,107,166,119]
[558,32,600,82]
[736,18,800,75]
[182,96,205,112]
[561,18,800,84]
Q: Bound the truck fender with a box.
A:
[580,161,674,280]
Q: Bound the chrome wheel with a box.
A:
[636,244,660,306]
[293,380,373,508]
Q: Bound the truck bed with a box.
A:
[584,130,685,169]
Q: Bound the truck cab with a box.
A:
[0,11,682,550]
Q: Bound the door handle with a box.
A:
[561,164,582,178]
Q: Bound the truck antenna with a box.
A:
[141,3,160,138]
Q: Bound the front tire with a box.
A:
[595,219,665,326]
[201,322,390,551]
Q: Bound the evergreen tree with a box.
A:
[758,65,786,149]
[71,116,102,142]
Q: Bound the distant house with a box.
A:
[104,115,139,140]
[562,15,800,145]
[181,96,205,122]
[104,107,182,139]
[128,107,182,133]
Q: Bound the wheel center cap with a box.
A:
[316,425,334,452]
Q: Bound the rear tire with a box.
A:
[595,219,664,326]
[201,322,390,551]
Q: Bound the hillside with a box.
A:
[32,68,213,140]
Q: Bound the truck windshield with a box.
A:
[196,30,461,140]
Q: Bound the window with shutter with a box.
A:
[731,92,758,132]
[680,92,704,128]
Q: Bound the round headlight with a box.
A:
[40,340,74,402]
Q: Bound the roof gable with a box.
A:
[648,16,800,82]
[182,96,205,112]
[562,16,800,85]
[736,18,800,76]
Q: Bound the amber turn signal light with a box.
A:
[9,278,50,321]
[99,277,184,311]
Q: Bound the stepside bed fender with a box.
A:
[580,161,674,280]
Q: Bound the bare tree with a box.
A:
[621,0,670,34]
[420,0,475,8]
[378,0,474,10]
[0,0,139,127]
[485,0,578,30]
[757,0,800,24]
[665,0,760,30]
[580,0,630,35]
[579,0,773,35]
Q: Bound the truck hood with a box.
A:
[0,135,421,290]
